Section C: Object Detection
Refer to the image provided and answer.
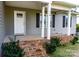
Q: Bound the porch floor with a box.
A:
[3,35,47,57]
[4,35,44,43]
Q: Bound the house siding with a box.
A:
[51,14,76,35]
[70,15,76,34]
[4,6,41,36]
[0,1,5,55]
[5,6,76,37]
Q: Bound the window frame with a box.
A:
[62,15,72,28]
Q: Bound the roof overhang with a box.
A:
[52,1,76,8]
[5,1,77,11]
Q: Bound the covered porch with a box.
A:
[4,1,77,41]
[41,1,77,39]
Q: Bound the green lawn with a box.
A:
[49,43,79,57]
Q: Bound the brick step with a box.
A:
[19,39,47,57]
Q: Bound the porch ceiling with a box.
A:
[52,1,76,8]
[5,1,77,14]
[5,1,65,12]
[5,1,76,10]
[5,1,42,10]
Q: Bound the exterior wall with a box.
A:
[0,1,5,55]
[4,6,41,36]
[77,16,79,24]
[70,15,76,34]
[51,14,67,35]
[5,6,76,37]
[26,11,41,36]
[51,13,76,35]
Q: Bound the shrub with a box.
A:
[50,37,60,47]
[76,24,79,32]
[45,37,60,54]
[71,36,79,45]
[1,37,24,57]
[45,43,56,54]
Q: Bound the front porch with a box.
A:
[3,33,74,57]
[4,1,77,41]
[0,1,78,57]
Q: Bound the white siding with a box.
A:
[70,15,76,34]
[26,13,76,36]
[51,14,76,35]
[5,6,76,37]
[51,14,67,35]
[26,12,41,36]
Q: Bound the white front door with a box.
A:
[14,11,26,35]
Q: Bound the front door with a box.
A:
[14,11,26,35]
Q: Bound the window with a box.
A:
[40,14,47,28]
[63,16,66,27]
[65,16,68,27]
[17,13,23,17]
[40,14,55,28]
[52,15,55,28]
[62,15,68,28]
[70,16,72,27]
[62,15,72,28]
[36,13,40,28]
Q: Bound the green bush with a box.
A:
[45,43,56,54]
[71,36,79,45]
[45,37,60,54]
[50,37,60,47]
[1,40,24,57]
[76,24,79,32]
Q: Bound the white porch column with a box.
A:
[41,7,45,38]
[67,10,71,35]
[47,2,52,39]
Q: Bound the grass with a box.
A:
[49,43,79,57]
